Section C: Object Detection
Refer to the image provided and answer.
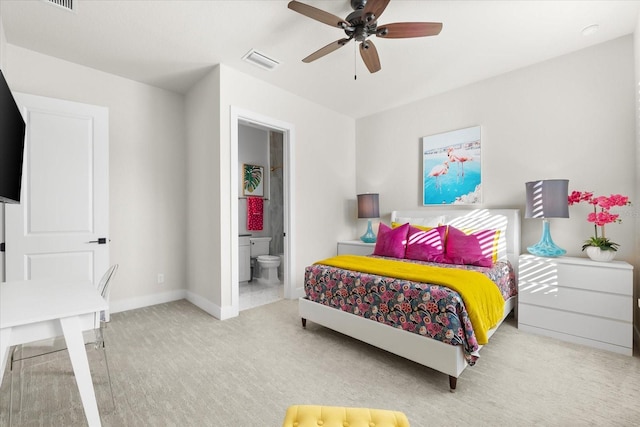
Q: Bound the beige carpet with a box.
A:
[1,298,639,426]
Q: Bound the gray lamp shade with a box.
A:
[525,179,569,219]
[357,193,379,218]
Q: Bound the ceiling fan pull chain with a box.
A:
[354,42,357,80]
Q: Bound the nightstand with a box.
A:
[337,240,375,256]
[518,254,633,356]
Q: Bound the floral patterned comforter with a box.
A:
[303,256,517,364]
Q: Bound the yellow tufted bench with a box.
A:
[282,405,410,427]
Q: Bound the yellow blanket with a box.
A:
[314,255,505,344]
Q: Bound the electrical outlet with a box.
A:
[157,273,165,284]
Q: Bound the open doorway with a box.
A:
[230,107,295,314]
[238,124,284,310]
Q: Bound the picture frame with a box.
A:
[243,164,264,197]
[422,126,482,205]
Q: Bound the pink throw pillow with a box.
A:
[405,225,447,262]
[444,226,496,267]
[373,222,410,259]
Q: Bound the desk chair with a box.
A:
[8,264,118,419]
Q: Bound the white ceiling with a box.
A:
[1,0,639,119]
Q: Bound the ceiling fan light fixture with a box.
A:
[288,0,441,74]
[242,49,281,71]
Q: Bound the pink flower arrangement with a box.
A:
[567,191,631,251]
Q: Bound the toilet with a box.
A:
[278,253,284,278]
[249,237,281,285]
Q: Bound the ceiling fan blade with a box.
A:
[377,22,443,38]
[359,40,381,73]
[288,0,349,29]
[362,0,390,22]
[303,38,351,63]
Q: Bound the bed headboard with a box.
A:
[390,208,521,268]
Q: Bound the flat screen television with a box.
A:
[0,68,26,204]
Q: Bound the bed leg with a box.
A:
[301,318,307,328]
[449,376,457,392]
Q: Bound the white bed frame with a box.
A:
[298,208,520,390]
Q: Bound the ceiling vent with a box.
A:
[242,49,280,71]
[43,0,76,12]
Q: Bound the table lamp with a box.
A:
[525,179,569,257]
[357,193,379,243]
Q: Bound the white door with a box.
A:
[5,93,109,284]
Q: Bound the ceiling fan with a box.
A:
[287,0,443,73]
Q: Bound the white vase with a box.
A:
[585,246,616,262]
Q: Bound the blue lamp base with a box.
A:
[360,219,377,243]
[527,219,566,257]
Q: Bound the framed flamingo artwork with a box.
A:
[421,126,482,205]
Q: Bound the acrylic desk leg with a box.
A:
[0,327,12,386]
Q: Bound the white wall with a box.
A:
[634,16,640,335]
[186,64,356,317]
[238,124,270,236]
[3,44,189,313]
[357,36,636,265]
[0,7,6,69]
[238,125,269,178]
[0,7,6,280]
[0,8,7,282]
[185,67,221,311]
[220,65,357,302]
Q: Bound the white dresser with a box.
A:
[518,254,633,356]
[337,240,375,256]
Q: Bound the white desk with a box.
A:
[0,279,108,427]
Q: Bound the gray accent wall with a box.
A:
[269,131,284,256]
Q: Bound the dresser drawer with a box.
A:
[556,263,632,296]
[517,255,634,355]
[519,255,632,295]
[518,285,632,322]
[519,304,632,348]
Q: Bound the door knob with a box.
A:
[87,238,108,244]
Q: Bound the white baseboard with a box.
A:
[108,289,241,321]
[185,291,238,320]
[110,289,187,314]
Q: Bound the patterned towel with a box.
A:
[247,197,264,231]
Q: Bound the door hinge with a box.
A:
[0,242,4,252]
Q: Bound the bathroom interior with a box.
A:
[238,123,284,311]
